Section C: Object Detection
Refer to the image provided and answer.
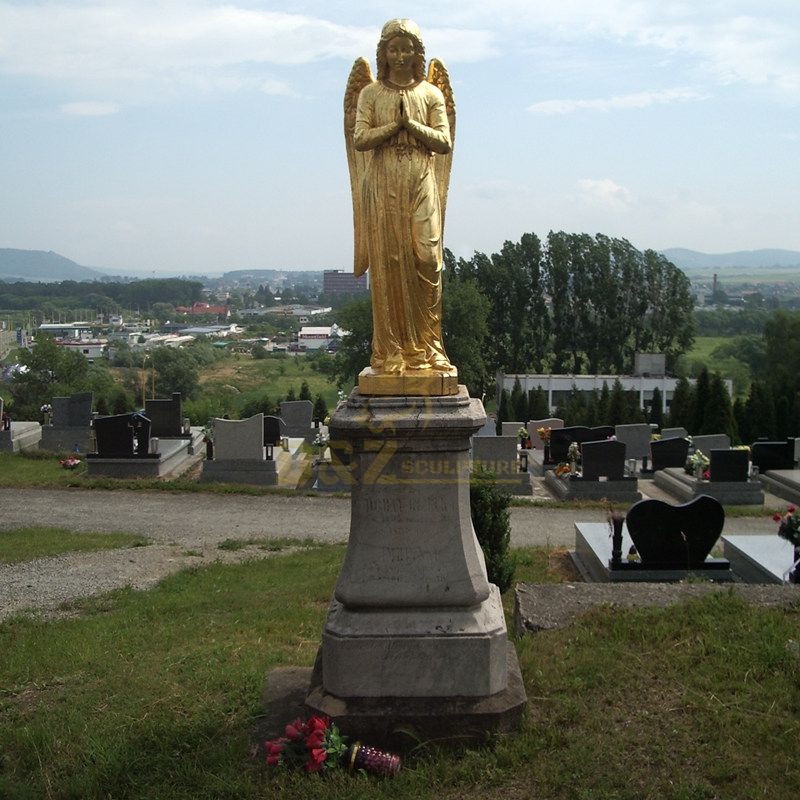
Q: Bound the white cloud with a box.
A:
[0,2,494,91]
[528,87,704,115]
[60,101,120,116]
[577,178,633,210]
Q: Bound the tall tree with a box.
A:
[668,377,694,430]
[691,367,711,435]
[649,387,664,428]
[442,277,491,397]
[701,372,738,440]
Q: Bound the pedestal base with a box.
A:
[321,585,508,698]
[305,641,527,751]
[357,367,459,397]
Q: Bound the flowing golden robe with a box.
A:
[353,79,453,374]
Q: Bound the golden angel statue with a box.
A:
[344,19,457,394]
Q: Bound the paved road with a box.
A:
[0,487,779,620]
[0,487,776,549]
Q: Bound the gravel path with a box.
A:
[0,486,779,620]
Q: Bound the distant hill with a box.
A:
[0,249,103,282]
[661,248,800,270]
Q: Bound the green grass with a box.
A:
[0,527,149,564]
[685,336,730,362]
[1,546,798,799]
[217,537,322,552]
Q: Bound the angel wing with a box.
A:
[427,58,456,232]
[344,57,374,277]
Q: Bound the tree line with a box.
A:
[0,278,204,314]
[329,231,695,397]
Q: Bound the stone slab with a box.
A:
[501,422,524,437]
[572,522,732,583]
[544,471,641,503]
[654,467,764,505]
[759,470,800,506]
[322,585,508,698]
[722,535,797,584]
[86,429,204,478]
[213,413,265,461]
[305,641,527,751]
[661,427,688,439]
[200,459,277,485]
[0,422,42,453]
[472,435,532,494]
[40,426,94,453]
[474,418,496,437]
[357,367,459,397]
[514,581,798,635]
[145,393,186,438]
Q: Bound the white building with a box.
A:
[297,323,342,350]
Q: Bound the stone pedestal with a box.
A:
[306,387,525,738]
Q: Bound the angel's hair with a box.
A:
[376,20,426,82]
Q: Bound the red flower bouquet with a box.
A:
[264,715,400,777]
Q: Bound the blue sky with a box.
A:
[1,1,798,274]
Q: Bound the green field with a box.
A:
[1,546,797,799]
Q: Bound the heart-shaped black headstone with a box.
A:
[625,495,725,569]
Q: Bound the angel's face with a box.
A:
[386,35,416,77]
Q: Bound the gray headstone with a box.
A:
[528,418,564,450]
[582,439,627,481]
[501,422,524,438]
[661,427,688,439]
[710,449,749,482]
[280,400,313,437]
[692,434,730,454]
[213,414,265,461]
[145,393,183,437]
[474,418,496,437]
[473,435,518,478]
[52,392,93,427]
[614,423,652,460]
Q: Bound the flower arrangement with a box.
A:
[567,441,581,463]
[773,505,800,547]
[264,716,400,777]
[517,426,528,441]
[537,426,551,444]
[554,462,571,477]
[313,431,329,450]
[685,449,709,476]
[650,433,662,442]
[59,456,81,470]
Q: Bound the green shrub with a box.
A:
[470,469,515,593]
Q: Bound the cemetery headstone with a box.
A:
[145,393,185,437]
[650,437,689,471]
[279,400,313,438]
[501,421,524,438]
[92,412,152,458]
[213,414,265,461]
[528,418,564,450]
[474,418,496,437]
[550,426,614,463]
[615,423,651,461]
[581,439,626,480]
[52,392,93,428]
[692,434,730,454]
[710,449,749,482]
[625,496,725,569]
[263,415,286,453]
[661,427,688,439]
[751,440,794,472]
[472,435,531,494]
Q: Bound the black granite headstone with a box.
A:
[751,440,794,471]
[625,495,725,569]
[263,415,286,447]
[52,392,93,427]
[92,412,152,458]
[650,437,690,471]
[145,393,184,437]
[710,449,749,482]
[549,426,615,463]
[581,439,627,480]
